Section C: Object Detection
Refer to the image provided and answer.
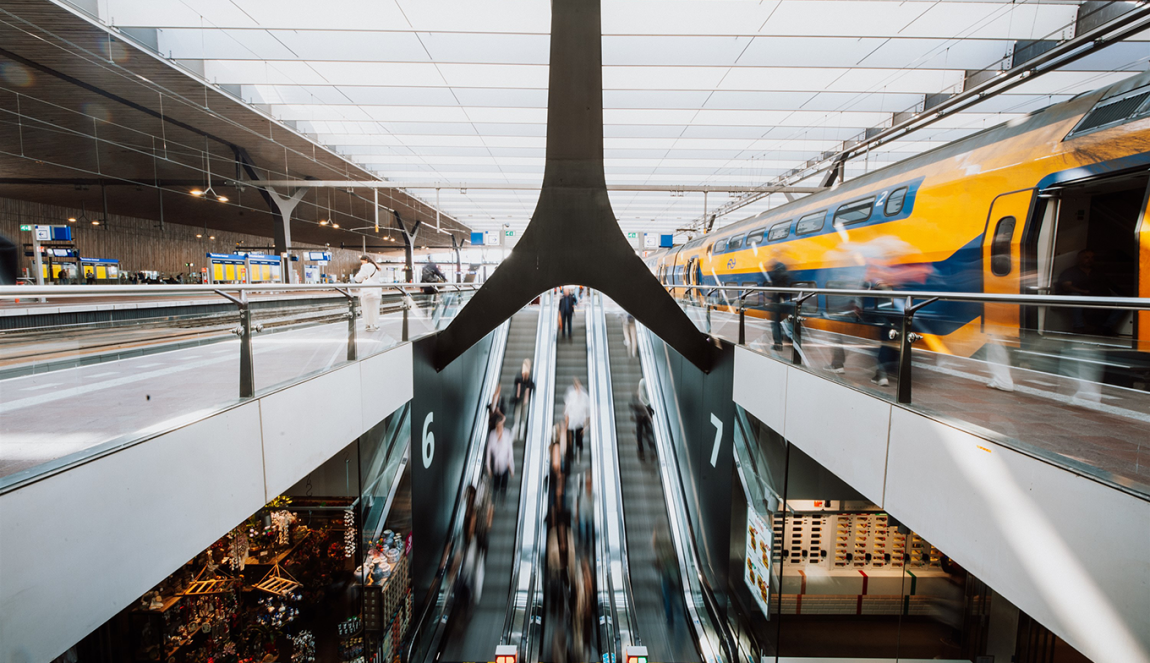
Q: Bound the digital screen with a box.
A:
[744,504,773,618]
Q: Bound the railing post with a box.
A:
[238,298,255,398]
[217,289,255,398]
[738,294,746,346]
[896,296,936,404]
[347,293,359,361]
[334,287,358,361]
[790,292,816,365]
[402,296,410,342]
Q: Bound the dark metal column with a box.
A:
[434,0,718,373]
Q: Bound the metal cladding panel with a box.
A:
[661,337,737,603]
[409,332,493,614]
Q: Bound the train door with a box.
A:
[1140,186,1150,350]
[984,189,1034,338]
[1039,171,1146,342]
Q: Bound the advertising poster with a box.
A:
[744,504,773,618]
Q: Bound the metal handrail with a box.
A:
[672,284,1149,405]
[667,284,1150,310]
[504,291,558,657]
[585,292,639,655]
[2,283,479,400]
[0,282,481,297]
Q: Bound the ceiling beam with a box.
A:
[232,180,826,194]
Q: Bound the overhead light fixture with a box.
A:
[91,220,100,226]
[319,219,329,226]
[67,217,77,223]
[332,223,340,229]
[196,234,203,238]
[209,235,216,240]
[192,142,229,202]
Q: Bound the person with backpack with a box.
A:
[421,259,447,296]
[353,255,385,331]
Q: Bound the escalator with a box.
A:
[605,314,701,663]
[439,308,540,661]
[538,301,600,661]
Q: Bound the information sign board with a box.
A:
[34,226,50,241]
[643,234,657,248]
[19,224,32,231]
[470,232,484,246]
[505,230,514,237]
[626,232,637,239]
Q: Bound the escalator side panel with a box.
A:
[440,309,539,662]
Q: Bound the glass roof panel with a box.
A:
[99,0,1133,233]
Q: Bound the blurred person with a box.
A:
[631,379,655,460]
[564,378,590,461]
[767,262,793,352]
[1057,249,1125,335]
[511,359,535,440]
[653,526,679,625]
[548,439,568,527]
[622,312,638,358]
[575,470,594,554]
[353,255,385,331]
[421,259,447,293]
[486,414,514,500]
[487,383,506,432]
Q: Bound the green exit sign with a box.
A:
[19,224,32,231]
[505,230,514,237]
[626,232,638,239]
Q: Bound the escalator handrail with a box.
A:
[636,325,737,663]
[406,318,511,663]
[585,292,639,653]
[503,291,559,655]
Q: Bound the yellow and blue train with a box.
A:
[647,70,1150,369]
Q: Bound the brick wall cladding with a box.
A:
[0,196,378,280]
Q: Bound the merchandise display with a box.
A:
[112,495,386,663]
[767,510,959,616]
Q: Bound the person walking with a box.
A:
[564,378,590,461]
[631,379,655,460]
[558,287,576,340]
[622,312,638,358]
[486,414,514,500]
[353,255,385,331]
[653,526,678,625]
[511,359,535,440]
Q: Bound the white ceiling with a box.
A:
[94,0,1150,236]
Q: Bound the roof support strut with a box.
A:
[433,0,718,372]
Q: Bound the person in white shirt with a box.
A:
[353,255,384,331]
[486,414,515,499]
[564,378,590,461]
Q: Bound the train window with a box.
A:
[726,234,745,252]
[795,211,826,235]
[991,216,1015,276]
[710,239,727,254]
[884,187,908,216]
[745,229,767,248]
[833,197,875,226]
[767,221,792,241]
